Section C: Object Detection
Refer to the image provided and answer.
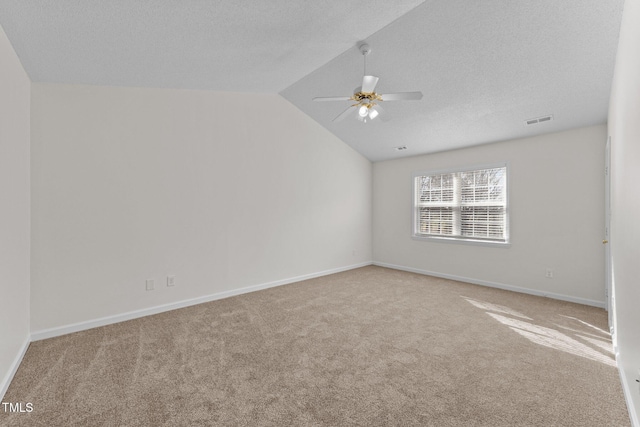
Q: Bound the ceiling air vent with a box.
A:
[395,146,408,151]
[525,114,553,126]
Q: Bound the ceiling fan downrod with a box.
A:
[359,43,371,76]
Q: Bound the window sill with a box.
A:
[411,234,511,248]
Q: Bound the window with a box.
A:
[413,164,508,244]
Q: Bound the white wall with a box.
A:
[373,125,607,306]
[0,24,30,397]
[30,83,372,332]
[608,0,640,423]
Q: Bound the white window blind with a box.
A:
[413,165,508,243]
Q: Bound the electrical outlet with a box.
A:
[146,279,155,291]
[167,276,176,287]
[545,269,553,279]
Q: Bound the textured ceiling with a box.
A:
[0,0,625,162]
[281,0,625,161]
[0,0,424,92]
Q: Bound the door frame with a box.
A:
[605,136,613,335]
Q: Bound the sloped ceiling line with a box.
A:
[0,0,625,162]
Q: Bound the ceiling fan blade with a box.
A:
[313,96,352,102]
[380,91,423,101]
[361,75,379,93]
[333,105,356,122]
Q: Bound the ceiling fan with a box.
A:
[313,43,423,123]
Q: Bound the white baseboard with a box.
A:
[617,353,640,427]
[31,262,373,342]
[0,336,30,400]
[373,262,605,308]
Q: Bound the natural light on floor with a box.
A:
[463,297,616,367]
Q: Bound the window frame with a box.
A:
[411,162,511,247]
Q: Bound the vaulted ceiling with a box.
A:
[0,0,625,161]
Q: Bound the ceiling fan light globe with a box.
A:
[358,105,369,117]
[369,109,379,119]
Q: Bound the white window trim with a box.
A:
[411,162,511,248]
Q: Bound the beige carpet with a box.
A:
[0,266,630,426]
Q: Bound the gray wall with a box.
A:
[608,0,640,422]
[0,24,30,397]
[30,83,372,332]
[373,125,607,306]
